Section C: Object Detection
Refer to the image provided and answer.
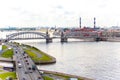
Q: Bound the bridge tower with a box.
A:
[46,30,52,43]
[61,32,67,42]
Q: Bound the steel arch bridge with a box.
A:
[6,31,48,40]
[5,31,106,42]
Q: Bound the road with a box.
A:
[12,43,43,80]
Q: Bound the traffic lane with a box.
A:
[23,53,43,80]
[15,57,31,80]
[18,47,43,80]
[12,44,29,79]
[15,56,30,79]
[14,45,43,80]
[15,48,32,80]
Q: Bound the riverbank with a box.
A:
[39,69,93,80]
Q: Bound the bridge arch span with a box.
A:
[6,31,47,40]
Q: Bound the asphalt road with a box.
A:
[12,44,43,80]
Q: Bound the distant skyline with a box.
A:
[0,0,120,28]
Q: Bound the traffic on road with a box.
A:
[12,44,43,80]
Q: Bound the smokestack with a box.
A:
[79,17,81,28]
[94,17,96,29]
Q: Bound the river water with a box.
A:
[17,39,120,80]
[1,31,120,80]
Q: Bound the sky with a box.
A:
[0,0,120,28]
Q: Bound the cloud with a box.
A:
[0,0,119,28]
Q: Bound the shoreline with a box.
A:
[39,69,93,80]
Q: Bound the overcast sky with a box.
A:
[0,0,120,28]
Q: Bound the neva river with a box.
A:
[1,31,120,80]
[19,40,120,80]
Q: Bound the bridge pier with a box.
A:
[46,30,52,43]
[94,37,101,41]
[61,37,68,42]
[61,32,68,42]
[94,37,107,41]
[46,38,52,43]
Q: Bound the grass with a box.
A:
[0,72,16,80]
[2,45,8,50]
[1,49,13,58]
[23,44,53,63]
[24,49,52,63]
[25,49,39,61]
[43,76,53,80]
[39,55,52,61]
[30,46,53,61]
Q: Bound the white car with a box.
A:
[18,63,22,68]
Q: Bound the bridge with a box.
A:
[5,31,120,42]
[5,31,98,42]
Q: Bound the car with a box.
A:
[28,67,31,70]
[17,61,20,63]
[22,78,26,80]
[28,67,32,73]
[39,71,44,75]
[32,65,36,70]
[18,63,22,68]
[37,77,41,80]
[26,56,29,58]
[24,71,28,74]
[27,63,29,65]
[25,60,28,62]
